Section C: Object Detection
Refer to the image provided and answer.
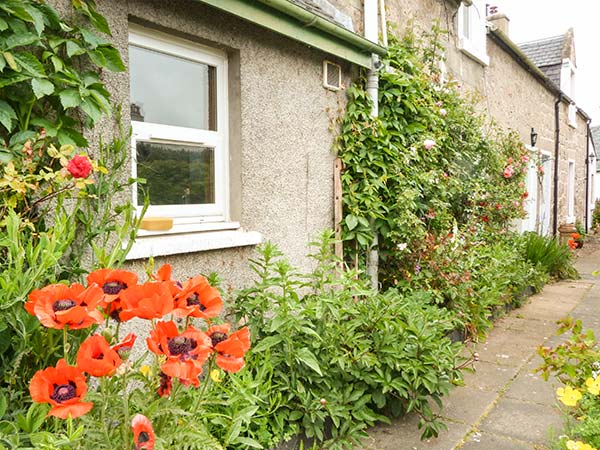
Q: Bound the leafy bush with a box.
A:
[226,235,464,448]
[537,318,600,450]
[521,232,578,280]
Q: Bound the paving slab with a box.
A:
[478,397,563,443]
[459,431,538,450]
[362,249,600,450]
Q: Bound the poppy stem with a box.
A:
[121,374,130,445]
[194,358,214,413]
[63,326,69,362]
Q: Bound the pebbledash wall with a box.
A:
[50,0,356,291]
[336,0,590,233]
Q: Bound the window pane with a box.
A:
[130,45,217,130]
[136,141,215,206]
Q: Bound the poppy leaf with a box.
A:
[296,348,322,376]
[252,335,283,353]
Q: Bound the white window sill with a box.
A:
[125,228,262,260]
[458,39,490,66]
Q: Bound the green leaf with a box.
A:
[232,437,263,449]
[66,40,85,57]
[0,100,17,132]
[59,88,81,108]
[3,52,18,71]
[4,32,39,50]
[346,214,359,231]
[0,72,30,88]
[12,52,45,77]
[81,96,103,123]
[31,78,55,99]
[296,347,323,376]
[252,335,283,353]
[0,18,8,31]
[94,46,125,71]
[0,392,6,418]
[0,54,5,72]
[80,28,109,48]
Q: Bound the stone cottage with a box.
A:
[377,0,593,235]
[48,0,593,286]
[47,0,387,289]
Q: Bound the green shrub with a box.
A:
[521,232,578,280]
[224,235,463,449]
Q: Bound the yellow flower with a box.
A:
[210,369,222,383]
[557,386,582,407]
[586,376,600,395]
[140,365,151,378]
[566,440,598,450]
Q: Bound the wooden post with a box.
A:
[334,158,343,261]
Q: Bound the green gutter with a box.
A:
[195,0,386,68]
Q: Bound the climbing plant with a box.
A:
[337,28,530,285]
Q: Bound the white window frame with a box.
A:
[129,25,230,227]
[457,0,489,66]
[567,159,576,223]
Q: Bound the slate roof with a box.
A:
[290,0,354,31]
[519,34,566,88]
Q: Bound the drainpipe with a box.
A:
[364,0,379,290]
[553,95,561,236]
[585,119,591,232]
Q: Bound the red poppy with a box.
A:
[568,239,578,250]
[172,275,223,320]
[571,232,582,240]
[157,372,172,397]
[153,264,182,296]
[25,283,104,330]
[207,324,251,373]
[29,359,93,419]
[146,321,212,385]
[76,334,122,377]
[132,414,155,450]
[112,332,137,359]
[119,282,175,321]
[87,268,138,308]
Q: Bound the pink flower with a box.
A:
[503,165,514,178]
[423,139,436,150]
[435,101,443,107]
[521,155,529,163]
[439,108,447,116]
[507,157,514,164]
[538,165,544,175]
[495,203,502,210]
[67,155,92,179]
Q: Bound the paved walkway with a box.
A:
[362,249,600,450]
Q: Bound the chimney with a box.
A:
[488,13,510,36]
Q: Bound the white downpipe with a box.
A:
[364,0,379,290]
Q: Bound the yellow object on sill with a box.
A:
[139,217,174,231]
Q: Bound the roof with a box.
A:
[487,27,591,121]
[519,35,565,67]
[290,0,354,31]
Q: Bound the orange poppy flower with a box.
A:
[29,359,93,419]
[112,332,137,359]
[571,232,582,240]
[146,321,212,386]
[132,414,155,450]
[568,239,578,250]
[207,324,251,373]
[172,275,223,320]
[76,335,122,377]
[153,264,182,296]
[119,282,175,321]
[25,283,104,330]
[87,268,138,306]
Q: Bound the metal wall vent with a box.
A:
[323,60,341,91]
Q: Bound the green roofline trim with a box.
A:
[195,0,386,68]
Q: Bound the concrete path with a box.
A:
[362,249,600,450]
